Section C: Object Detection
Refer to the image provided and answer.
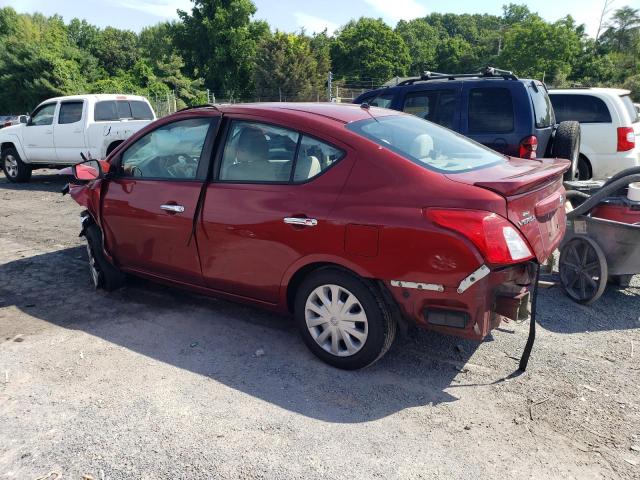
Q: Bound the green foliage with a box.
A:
[174,0,269,99]
[331,18,410,83]
[0,2,639,114]
[623,75,640,100]
[254,32,325,101]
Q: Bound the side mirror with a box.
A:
[72,160,103,181]
[19,116,28,124]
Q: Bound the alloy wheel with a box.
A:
[304,284,368,357]
[4,155,18,178]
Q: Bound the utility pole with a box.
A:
[327,71,333,102]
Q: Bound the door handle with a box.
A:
[284,217,317,227]
[45,130,53,134]
[160,204,185,213]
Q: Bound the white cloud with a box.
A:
[294,12,339,34]
[363,0,427,23]
[115,0,191,19]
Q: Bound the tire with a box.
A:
[559,236,607,305]
[84,224,125,291]
[1,147,32,183]
[577,155,592,181]
[294,268,397,370]
[552,121,581,181]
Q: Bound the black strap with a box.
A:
[519,263,540,372]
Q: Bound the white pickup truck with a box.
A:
[0,94,156,182]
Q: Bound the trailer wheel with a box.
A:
[559,237,607,305]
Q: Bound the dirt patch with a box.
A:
[1,170,639,479]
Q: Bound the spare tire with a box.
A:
[552,121,581,181]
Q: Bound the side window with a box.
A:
[29,103,57,126]
[529,83,554,128]
[550,95,612,123]
[369,93,394,108]
[58,101,84,125]
[468,88,514,133]
[293,136,344,182]
[403,90,456,129]
[94,101,118,121]
[219,121,299,183]
[120,118,212,180]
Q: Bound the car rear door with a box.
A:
[100,115,218,285]
[197,117,353,304]
[54,100,87,164]
[23,102,58,162]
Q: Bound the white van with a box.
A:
[0,94,156,182]
[549,88,639,180]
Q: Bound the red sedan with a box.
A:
[68,103,568,369]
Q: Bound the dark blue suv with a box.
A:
[354,68,581,179]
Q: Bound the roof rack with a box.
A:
[396,66,518,86]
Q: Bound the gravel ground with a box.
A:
[1,170,639,480]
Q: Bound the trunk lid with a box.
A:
[446,157,570,262]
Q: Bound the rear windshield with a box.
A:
[347,115,504,173]
[468,88,514,133]
[529,82,554,128]
[94,100,154,121]
[620,95,639,123]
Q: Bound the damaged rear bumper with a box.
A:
[387,261,537,340]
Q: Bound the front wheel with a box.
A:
[295,268,396,369]
[1,148,32,183]
[84,224,125,291]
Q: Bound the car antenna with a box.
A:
[360,102,380,123]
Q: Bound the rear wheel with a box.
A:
[295,268,396,369]
[552,121,581,181]
[84,224,125,291]
[1,148,32,183]
[559,237,607,304]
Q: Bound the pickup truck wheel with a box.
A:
[85,224,125,291]
[295,268,396,370]
[552,121,581,181]
[2,148,32,183]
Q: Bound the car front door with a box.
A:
[23,102,58,162]
[197,118,352,304]
[54,100,86,164]
[100,115,218,284]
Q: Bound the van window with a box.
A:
[550,94,612,123]
[468,88,514,133]
[58,102,84,125]
[403,90,456,129]
[529,83,554,128]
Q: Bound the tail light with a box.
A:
[424,209,534,265]
[617,127,636,152]
[519,135,538,159]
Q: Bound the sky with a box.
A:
[1,0,639,37]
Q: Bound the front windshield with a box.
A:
[347,115,505,173]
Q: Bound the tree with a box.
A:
[498,16,581,82]
[331,18,410,84]
[173,0,269,99]
[395,19,439,75]
[253,32,323,101]
[91,27,140,75]
[600,6,640,51]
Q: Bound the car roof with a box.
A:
[548,87,631,97]
[189,102,400,124]
[358,77,535,97]
[41,94,150,103]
